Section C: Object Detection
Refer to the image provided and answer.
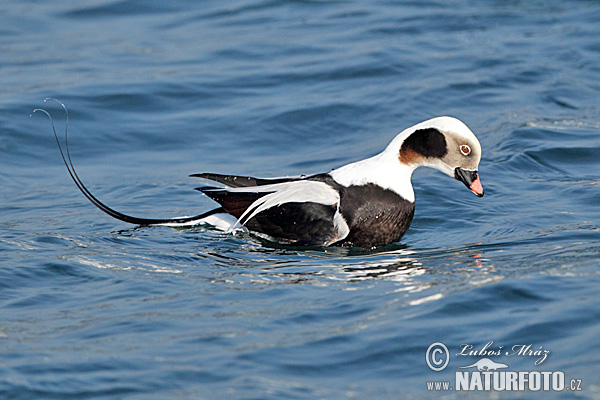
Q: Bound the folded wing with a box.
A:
[198,178,349,246]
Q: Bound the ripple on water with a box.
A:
[3,0,600,398]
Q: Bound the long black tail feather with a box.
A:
[34,99,219,226]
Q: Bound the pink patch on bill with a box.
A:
[470,175,484,196]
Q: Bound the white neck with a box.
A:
[329,151,417,202]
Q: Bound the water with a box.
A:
[2,0,600,398]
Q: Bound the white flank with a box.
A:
[330,208,350,244]
[160,213,240,231]
[200,213,240,231]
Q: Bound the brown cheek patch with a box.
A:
[398,148,424,165]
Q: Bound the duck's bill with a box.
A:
[454,167,484,197]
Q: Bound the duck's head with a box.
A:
[392,116,484,197]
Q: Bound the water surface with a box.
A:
[1,0,600,398]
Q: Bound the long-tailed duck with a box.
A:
[41,104,483,248]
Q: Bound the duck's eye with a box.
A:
[460,144,471,156]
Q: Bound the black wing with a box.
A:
[243,202,341,246]
[199,188,340,245]
[198,187,271,219]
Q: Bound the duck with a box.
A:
[46,109,483,248]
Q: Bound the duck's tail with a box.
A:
[34,99,226,228]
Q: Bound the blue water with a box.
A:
[2,0,600,398]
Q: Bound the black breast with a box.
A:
[335,184,415,248]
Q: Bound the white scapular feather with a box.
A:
[234,180,341,226]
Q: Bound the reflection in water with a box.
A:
[68,226,506,307]
[106,220,506,290]
[235,240,427,283]
[337,258,424,282]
